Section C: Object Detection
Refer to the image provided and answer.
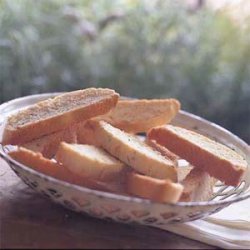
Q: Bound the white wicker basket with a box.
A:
[0,93,249,226]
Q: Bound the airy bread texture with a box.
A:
[126,172,183,203]
[56,143,126,181]
[180,168,216,202]
[148,125,248,186]
[22,126,77,158]
[8,147,120,192]
[2,88,119,145]
[98,98,180,133]
[90,120,177,181]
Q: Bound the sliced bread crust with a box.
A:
[2,88,119,145]
[146,138,179,162]
[90,120,177,181]
[56,143,126,181]
[147,138,192,182]
[148,125,248,186]
[126,172,183,203]
[98,98,180,133]
[8,147,118,192]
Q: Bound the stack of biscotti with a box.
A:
[3,87,248,204]
[148,125,247,187]
[2,88,119,157]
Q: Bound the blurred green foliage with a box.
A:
[0,0,249,142]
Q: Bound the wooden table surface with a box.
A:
[0,158,215,249]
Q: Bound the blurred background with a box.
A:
[0,0,249,142]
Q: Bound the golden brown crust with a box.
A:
[126,172,183,203]
[2,88,119,145]
[179,168,216,202]
[98,98,180,133]
[148,125,247,186]
[8,147,122,193]
[146,138,179,161]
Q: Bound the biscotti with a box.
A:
[126,172,183,203]
[98,98,180,133]
[8,147,118,192]
[2,88,119,145]
[90,120,177,181]
[56,143,126,181]
[148,125,247,186]
[5,86,248,205]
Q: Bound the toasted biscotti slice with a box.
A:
[22,126,77,158]
[147,139,192,182]
[126,172,183,203]
[55,143,126,181]
[2,88,119,145]
[148,125,248,186]
[146,138,215,201]
[97,99,180,133]
[90,120,177,181]
[179,168,216,202]
[8,147,123,193]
